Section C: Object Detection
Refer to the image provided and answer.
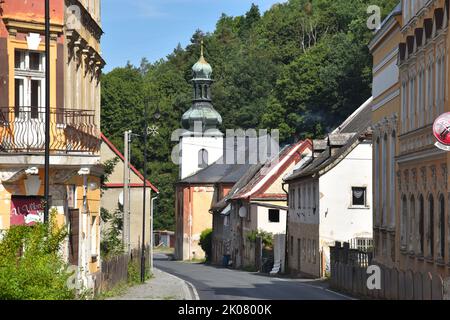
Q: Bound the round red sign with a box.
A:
[433,112,450,146]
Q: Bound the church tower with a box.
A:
[179,42,224,179]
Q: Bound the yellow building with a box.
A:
[370,0,450,278]
[0,0,105,291]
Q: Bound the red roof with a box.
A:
[101,133,159,193]
[232,139,312,200]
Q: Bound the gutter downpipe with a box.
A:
[282,182,289,275]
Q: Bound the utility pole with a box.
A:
[141,102,149,283]
[123,130,131,253]
[44,0,50,223]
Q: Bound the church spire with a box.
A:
[181,41,222,132]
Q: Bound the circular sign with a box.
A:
[433,112,450,146]
[238,206,247,218]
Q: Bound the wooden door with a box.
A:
[68,209,79,266]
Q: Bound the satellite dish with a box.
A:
[238,206,247,218]
[119,191,124,206]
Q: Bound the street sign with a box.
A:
[433,112,450,151]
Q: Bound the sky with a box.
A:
[101,0,284,72]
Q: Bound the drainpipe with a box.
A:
[282,182,289,274]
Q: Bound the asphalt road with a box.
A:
[154,253,352,300]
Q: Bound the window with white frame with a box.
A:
[14,50,45,120]
[298,187,301,209]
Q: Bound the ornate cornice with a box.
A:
[66,0,103,41]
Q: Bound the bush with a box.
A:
[0,212,75,300]
[199,229,212,263]
[246,230,274,248]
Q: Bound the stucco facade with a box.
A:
[100,134,158,251]
[369,0,450,278]
[0,0,105,292]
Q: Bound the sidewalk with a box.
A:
[107,268,199,300]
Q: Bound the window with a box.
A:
[312,240,316,264]
[427,62,434,122]
[428,195,435,258]
[268,209,280,223]
[198,149,208,168]
[312,183,316,213]
[401,81,407,132]
[292,187,296,209]
[389,132,396,227]
[352,187,366,206]
[14,50,45,120]
[439,195,445,259]
[308,239,312,262]
[409,196,415,252]
[401,195,407,249]
[290,236,294,256]
[409,74,416,130]
[419,195,424,255]
[297,187,301,209]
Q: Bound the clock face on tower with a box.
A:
[433,112,450,146]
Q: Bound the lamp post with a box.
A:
[44,0,51,223]
[140,101,160,283]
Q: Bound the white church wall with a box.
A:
[180,135,224,180]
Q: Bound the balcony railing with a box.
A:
[0,107,101,154]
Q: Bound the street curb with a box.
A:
[154,268,200,300]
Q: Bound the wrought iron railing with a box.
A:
[0,107,101,153]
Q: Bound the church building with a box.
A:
[174,43,225,260]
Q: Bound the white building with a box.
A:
[284,98,373,278]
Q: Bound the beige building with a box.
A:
[0,0,105,291]
[100,133,158,251]
[370,0,450,279]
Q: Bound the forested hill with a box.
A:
[101,0,398,231]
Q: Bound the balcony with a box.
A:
[0,107,100,154]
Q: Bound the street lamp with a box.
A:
[44,0,51,223]
[140,101,161,283]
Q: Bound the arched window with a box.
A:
[198,149,208,169]
[439,195,445,259]
[401,195,407,249]
[428,194,435,258]
[382,134,387,226]
[419,195,425,255]
[389,131,396,228]
[409,195,415,252]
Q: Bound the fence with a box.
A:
[100,246,150,293]
[330,242,449,300]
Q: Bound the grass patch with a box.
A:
[95,281,129,300]
[153,246,174,254]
